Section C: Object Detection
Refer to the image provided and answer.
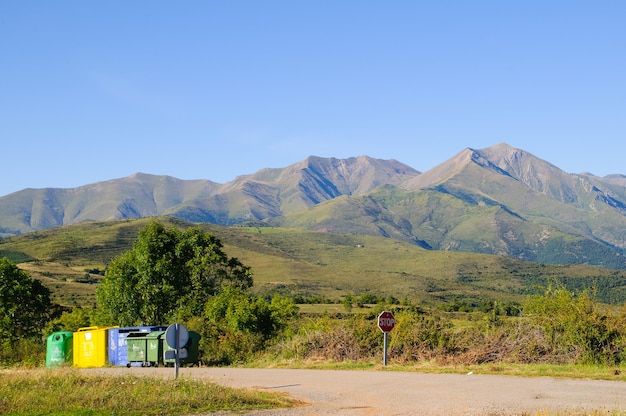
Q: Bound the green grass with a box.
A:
[0,368,294,415]
[3,217,626,307]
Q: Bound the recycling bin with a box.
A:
[46,331,73,367]
[73,326,117,368]
[145,330,165,366]
[126,332,149,367]
[108,326,166,366]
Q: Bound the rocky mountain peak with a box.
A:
[3,145,626,270]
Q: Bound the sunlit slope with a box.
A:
[2,217,626,307]
[3,145,626,270]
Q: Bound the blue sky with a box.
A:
[1,1,624,197]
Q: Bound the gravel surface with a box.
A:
[84,367,626,415]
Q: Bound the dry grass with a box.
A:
[0,368,293,415]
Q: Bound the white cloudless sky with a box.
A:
[1,1,625,196]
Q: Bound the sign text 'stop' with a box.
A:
[377,311,395,333]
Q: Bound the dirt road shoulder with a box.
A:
[85,367,626,415]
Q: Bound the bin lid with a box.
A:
[125,331,149,339]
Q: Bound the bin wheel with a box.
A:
[126,363,131,368]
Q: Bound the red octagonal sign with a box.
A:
[377,311,395,333]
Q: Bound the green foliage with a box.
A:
[96,221,252,326]
[342,295,353,312]
[44,307,92,336]
[0,337,46,367]
[6,218,626,368]
[0,250,34,263]
[0,258,52,341]
[535,237,626,270]
[352,292,398,307]
[438,297,521,316]
[520,274,626,304]
[262,288,626,367]
[272,314,382,362]
[523,284,625,365]
[200,288,298,365]
[385,309,464,363]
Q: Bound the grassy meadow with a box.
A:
[2,216,626,308]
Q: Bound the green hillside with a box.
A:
[2,217,626,307]
[4,146,626,271]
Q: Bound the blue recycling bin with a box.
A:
[108,326,166,366]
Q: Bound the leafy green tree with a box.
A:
[0,258,52,341]
[204,287,297,337]
[44,307,92,336]
[96,222,253,326]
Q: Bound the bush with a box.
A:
[523,285,626,365]
[262,290,626,367]
[389,310,458,363]
[0,337,45,367]
[198,288,299,365]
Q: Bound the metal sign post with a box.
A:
[383,332,389,366]
[165,323,189,379]
[174,324,180,379]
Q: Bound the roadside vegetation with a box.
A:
[3,218,626,415]
[0,368,293,415]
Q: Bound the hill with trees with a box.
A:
[4,218,626,369]
[2,144,626,270]
[3,217,626,310]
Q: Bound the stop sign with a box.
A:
[377,311,395,333]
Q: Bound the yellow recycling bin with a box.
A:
[73,326,117,368]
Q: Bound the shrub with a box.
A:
[523,284,626,365]
[199,288,299,365]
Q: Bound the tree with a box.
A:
[96,221,253,326]
[204,287,298,337]
[44,307,92,336]
[0,258,52,341]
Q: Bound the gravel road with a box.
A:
[85,367,626,415]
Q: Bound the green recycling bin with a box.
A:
[145,330,165,366]
[125,332,148,367]
[46,331,73,367]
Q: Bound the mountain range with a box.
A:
[2,142,626,269]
